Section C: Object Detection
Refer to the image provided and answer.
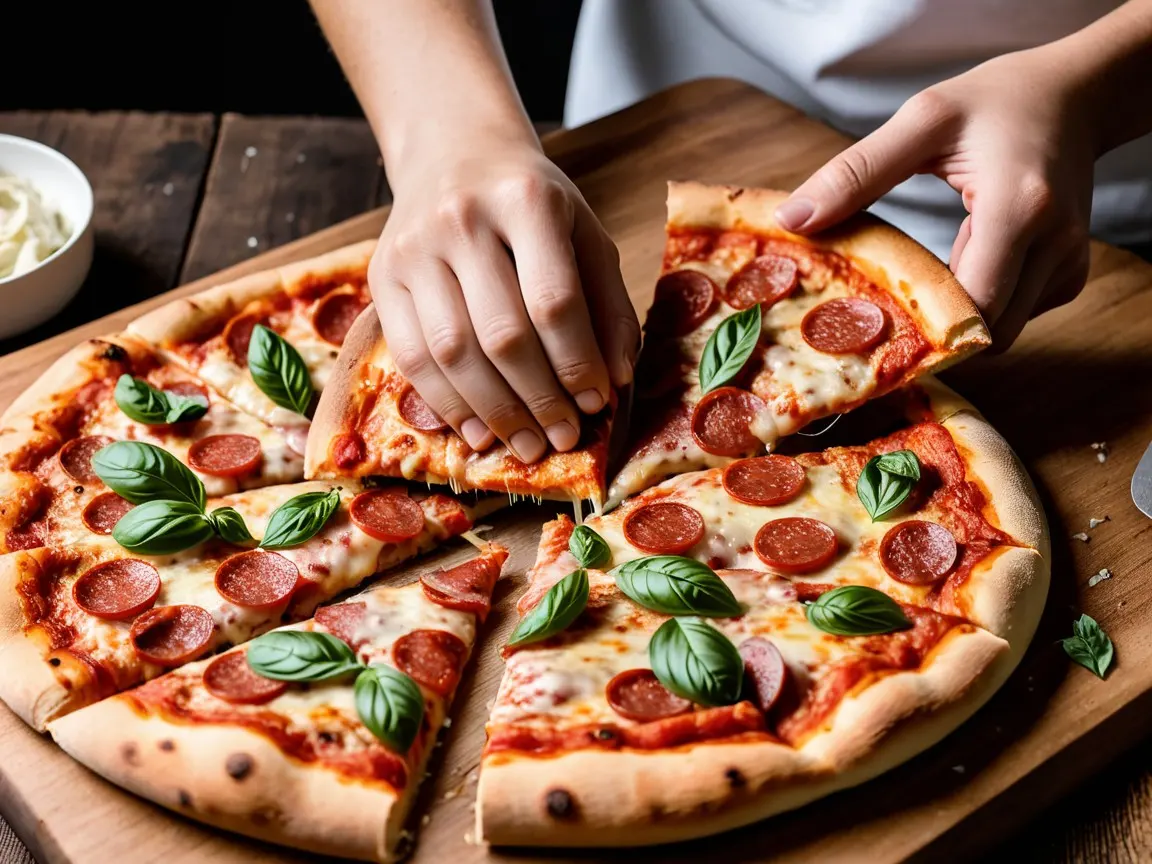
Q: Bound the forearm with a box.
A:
[308,0,538,177]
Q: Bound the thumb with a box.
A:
[775,95,948,234]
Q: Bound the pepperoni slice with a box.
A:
[215,550,300,609]
[188,434,263,478]
[801,297,887,355]
[647,270,718,336]
[420,548,507,622]
[754,517,838,574]
[81,492,135,535]
[130,605,215,667]
[203,651,287,705]
[397,385,448,432]
[690,387,765,457]
[724,255,798,311]
[59,435,115,484]
[350,490,425,543]
[739,637,788,713]
[880,520,958,585]
[722,456,806,507]
[224,313,264,364]
[72,558,161,620]
[313,291,368,346]
[606,668,692,722]
[392,629,468,697]
[315,601,367,648]
[332,432,366,469]
[622,501,705,554]
[163,380,211,406]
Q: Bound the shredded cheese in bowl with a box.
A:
[0,173,72,280]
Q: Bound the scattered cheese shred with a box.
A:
[1088,568,1113,587]
[1072,532,1090,542]
[1089,516,1110,529]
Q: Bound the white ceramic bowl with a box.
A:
[0,134,94,339]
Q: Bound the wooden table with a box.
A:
[1,90,1151,863]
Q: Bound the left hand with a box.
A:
[775,45,1097,349]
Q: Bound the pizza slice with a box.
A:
[608,181,991,507]
[127,240,374,429]
[306,304,617,511]
[0,471,499,731]
[48,543,508,863]
[475,381,1048,848]
[0,333,311,554]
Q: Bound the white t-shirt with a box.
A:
[564,0,1152,261]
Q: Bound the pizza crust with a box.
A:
[277,238,377,291]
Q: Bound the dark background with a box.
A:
[5,1,582,122]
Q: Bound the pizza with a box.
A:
[609,181,991,507]
[306,304,617,509]
[49,543,508,862]
[475,378,1049,847]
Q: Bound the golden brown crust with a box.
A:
[277,238,377,293]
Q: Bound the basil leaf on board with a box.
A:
[248,324,315,416]
[856,454,918,521]
[111,500,215,555]
[648,617,744,707]
[245,630,363,681]
[873,449,920,481]
[259,487,341,550]
[698,304,762,394]
[113,374,208,425]
[1061,613,1114,679]
[806,585,910,636]
[208,506,253,544]
[354,664,426,754]
[507,568,589,647]
[92,440,207,510]
[613,555,742,617]
[569,525,611,569]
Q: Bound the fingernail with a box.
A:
[775,197,815,231]
[509,429,545,463]
[461,418,494,451]
[545,420,579,452]
[575,389,604,413]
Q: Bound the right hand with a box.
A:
[371,136,640,464]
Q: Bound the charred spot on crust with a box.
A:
[158,739,175,752]
[48,657,61,667]
[177,789,192,808]
[595,728,618,742]
[73,486,84,495]
[545,788,576,820]
[100,344,129,363]
[120,742,140,766]
[225,753,254,780]
[318,731,337,744]
[725,768,746,789]
[727,188,745,201]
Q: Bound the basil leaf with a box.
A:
[507,569,589,647]
[874,449,920,481]
[648,617,743,707]
[1061,613,1113,679]
[613,555,742,617]
[114,374,208,425]
[92,440,207,510]
[248,324,314,416]
[245,630,362,681]
[569,525,611,569]
[354,664,425,754]
[698,304,762,394]
[856,454,916,521]
[208,506,252,544]
[259,487,341,550]
[806,585,910,636]
[111,499,215,555]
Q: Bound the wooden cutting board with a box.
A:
[1,78,1150,864]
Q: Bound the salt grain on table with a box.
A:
[247,237,258,249]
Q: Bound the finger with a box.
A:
[775,92,952,233]
[572,203,641,388]
[949,214,972,273]
[451,234,585,454]
[504,196,613,414]
[1029,239,1091,318]
[375,280,494,451]
[985,241,1062,350]
[408,258,551,463]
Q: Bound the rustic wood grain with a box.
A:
[0,80,1150,863]
[0,111,216,355]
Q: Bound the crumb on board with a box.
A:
[1091,442,1109,463]
[1089,516,1110,529]
[1072,532,1090,542]
[952,765,965,774]
[245,146,258,158]
[246,237,258,249]
[162,182,174,196]
[1088,568,1113,587]
[421,814,432,827]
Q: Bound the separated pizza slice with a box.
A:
[49,543,508,863]
[608,180,992,507]
[475,380,1048,848]
[127,240,374,429]
[0,475,500,730]
[0,333,311,554]
[306,304,617,511]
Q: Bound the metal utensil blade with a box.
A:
[1132,440,1152,517]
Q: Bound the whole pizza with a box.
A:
[0,181,1050,862]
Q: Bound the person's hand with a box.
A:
[775,46,1097,349]
[371,135,639,463]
